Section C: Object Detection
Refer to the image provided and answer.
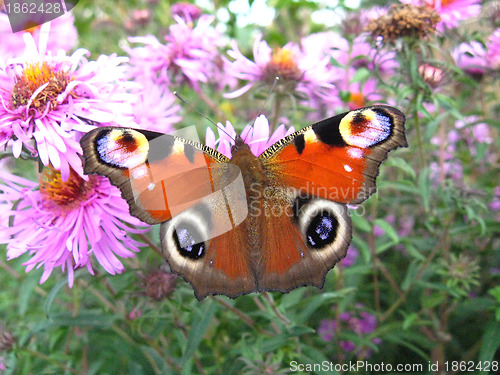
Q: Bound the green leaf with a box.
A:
[374,218,399,244]
[402,313,418,330]
[351,67,371,83]
[296,292,346,323]
[18,273,40,317]
[488,286,500,301]
[479,319,500,374]
[180,300,218,367]
[417,168,431,211]
[379,180,418,195]
[46,311,118,327]
[401,260,419,291]
[352,214,371,232]
[44,278,68,317]
[384,157,416,180]
[287,325,316,336]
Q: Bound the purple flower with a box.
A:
[131,82,182,132]
[0,168,148,287]
[373,224,385,237]
[340,245,359,267]
[454,116,492,156]
[0,34,137,180]
[341,7,387,37]
[487,29,500,70]
[398,215,415,237]
[340,77,382,110]
[170,2,202,22]
[401,0,482,32]
[451,41,488,78]
[340,340,356,351]
[490,186,500,212]
[430,160,463,185]
[125,15,228,90]
[224,34,341,111]
[0,13,77,58]
[129,307,143,320]
[318,306,381,358]
[205,115,295,158]
[358,312,378,334]
[318,319,336,342]
[335,35,398,77]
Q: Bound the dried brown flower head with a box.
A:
[139,267,177,301]
[0,327,16,352]
[366,4,441,45]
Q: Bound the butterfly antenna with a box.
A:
[242,76,279,143]
[259,76,279,115]
[173,91,235,141]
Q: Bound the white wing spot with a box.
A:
[347,148,364,159]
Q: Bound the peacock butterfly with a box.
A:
[80,105,407,300]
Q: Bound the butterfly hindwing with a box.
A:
[257,190,352,293]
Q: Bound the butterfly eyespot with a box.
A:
[96,129,149,169]
[339,109,392,148]
[294,197,351,251]
[172,223,206,260]
[160,203,213,263]
[305,212,339,249]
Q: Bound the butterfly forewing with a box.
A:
[259,105,407,204]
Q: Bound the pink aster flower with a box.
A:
[0,168,148,287]
[487,29,500,70]
[341,7,387,37]
[401,0,482,32]
[451,40,487,78]
[0,33,137,180]
[0,13,77,58]
[125,15,229,90]
[171,2,202,22]
[334,35,398,77]
[224,35,341,111]
[205,115,295,158]
[132,82,182,132]
[455,116,493,156]
[340,76,382,110]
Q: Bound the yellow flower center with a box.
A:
[349,92,365,108]
[429,0,454,8]
[25,24,42,34]
[11,62,72,112]
[40,166,95,210]
[265,48,302,83]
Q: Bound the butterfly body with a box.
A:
[80,105,407,300]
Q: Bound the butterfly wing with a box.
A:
[256,191,353,293]
[80,127,255,299]
[255,105,407,292]
[259,105,407,204]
